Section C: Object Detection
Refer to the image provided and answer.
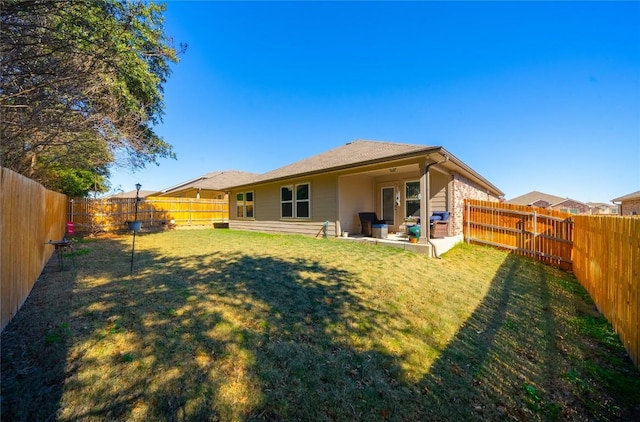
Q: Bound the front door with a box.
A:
[381,186,396,230]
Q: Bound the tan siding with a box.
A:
[254,184,281,220]
[310,174,338,221]
[230,174,338,225]
[197,191,226,200]
[160,188,226,199]
[338,174,375,234]
[430,172,448,211]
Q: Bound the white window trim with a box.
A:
[236,190,254,219]
[405,180,420,220]
[281,182,311,219]
[281,185,294,218]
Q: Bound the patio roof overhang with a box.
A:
[229,146,504,198]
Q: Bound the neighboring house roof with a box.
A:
[506,191,565,206]
[107,190,155,199]
[549,198,589,208]
[230,139,504,196]
[156,170,258,195]
[587,202,617,209]
[612,190,640,202]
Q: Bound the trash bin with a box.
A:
[372,223,388,239]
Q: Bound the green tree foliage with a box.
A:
[0,0,182,196]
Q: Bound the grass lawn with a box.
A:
[1,228,639,421]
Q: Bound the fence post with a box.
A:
[466,202,471,244]
[533,210,537,260]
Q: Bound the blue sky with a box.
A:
[108,1,640,203]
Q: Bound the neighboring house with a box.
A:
[153,170,258,200]
[107,190,155,199]
[506,191,565,208]
[587,202,619,215]
[506,191,591,214]
[550,198,591,215]
[226,139,504,241]
[611,190,640,216]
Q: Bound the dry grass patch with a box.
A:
[1,229,638,421]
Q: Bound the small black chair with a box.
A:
[358,212,385,237]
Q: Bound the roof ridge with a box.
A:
[349,139,433,148]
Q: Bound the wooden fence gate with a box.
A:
[464,199,574,270]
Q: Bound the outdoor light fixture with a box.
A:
[130,183,142,275]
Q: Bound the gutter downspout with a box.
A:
[421,156,449,259]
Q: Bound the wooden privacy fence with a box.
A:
[464,199,639,369]
[573,215,639,369]
[1,168,67,331]
[69,196,229,234]
[464,199,574,270]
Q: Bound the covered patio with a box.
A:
[337,232,464,258]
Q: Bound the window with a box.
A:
[245,192,254,218]
[405,181,420,219]
[281,183,310,218]
[296,183,310,218]
[281,186,293,217]
[236,193,244,217]
[236,191,254,218]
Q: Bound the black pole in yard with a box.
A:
[130,183,141,275]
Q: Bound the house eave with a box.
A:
[611,191,640,203]
[227,146,443,189]
[228,145,504,197]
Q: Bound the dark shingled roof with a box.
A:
[160,170,258,194]
[251,139,438,183]
[505,191,565,206]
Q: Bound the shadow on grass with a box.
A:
[416,253,639,420]
[0,251,80,421]
[1,236,638,421]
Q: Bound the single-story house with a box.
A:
[227,139,504,243]
[107,189,156,199]
[506,190,565,208]
[506,190,591,214]
[550,198,591,215]
[153,170,258,200]
[611,190,640,216]
[586,202,619,215]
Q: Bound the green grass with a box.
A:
[1,229,638,421]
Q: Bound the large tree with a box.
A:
[0,0,182,196]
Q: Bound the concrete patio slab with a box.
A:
[337,233,463,257]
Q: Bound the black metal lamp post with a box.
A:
[130,183,142,274]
